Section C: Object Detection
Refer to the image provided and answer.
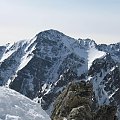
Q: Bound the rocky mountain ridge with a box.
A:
[0,29,119,118]
[51,81,117,120]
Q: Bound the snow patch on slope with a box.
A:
[0,44,15,62]
[89,65,119,106]
[90,71,110,105]
[0,40,27,63]
[88,47,106,69]
[17,38,37,70]
[109,88,119,99]
[0,87,50,120]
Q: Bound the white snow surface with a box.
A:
[0,40,27,63]
[0,87,50,120]
[17,37,37,71]
[88,47,106,69]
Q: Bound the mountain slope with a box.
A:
[0,87,50,120]
[0,29,119,117]
[88,54,120,118]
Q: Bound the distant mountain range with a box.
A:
[0,29,119,119]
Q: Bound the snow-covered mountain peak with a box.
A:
[0,29,120,119]
[35,29,77,49]
[36,29,65,42]
[38,29,64,36]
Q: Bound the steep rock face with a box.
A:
[88,54,120,118]
[0,39,36,86]
[51,81,93,120]
[9,30,87,100]
[40,69,78,112]
[51,81,117,120]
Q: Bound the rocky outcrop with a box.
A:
[51,81,117,120]
[94,105,117,120]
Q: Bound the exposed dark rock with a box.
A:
[51,81,117,120]
[41,69,78,111]
[88,54,120,118]
[94,105,117,120]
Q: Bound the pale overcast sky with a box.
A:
[0,0,120,45]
